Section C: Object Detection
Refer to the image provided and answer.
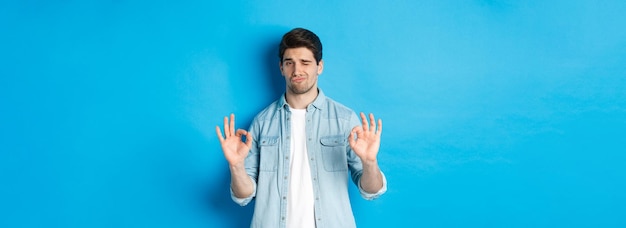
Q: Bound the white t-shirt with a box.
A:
[286,108,315,228]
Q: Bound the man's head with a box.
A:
[279,28,324,96]
[279,28,322,64]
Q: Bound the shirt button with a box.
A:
[316,197,319,200]
[284,176,288,179]
[310,158,314,161]
[282,217,285,220]
[285,156,289,160]
[313,177,316,181]
[283,196,286,200]
[308,138,311,141]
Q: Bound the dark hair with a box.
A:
[278,28,323,64]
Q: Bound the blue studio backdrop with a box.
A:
[1,1,625,227]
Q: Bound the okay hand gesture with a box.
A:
[215,114,252,167]
[348,112,382,163]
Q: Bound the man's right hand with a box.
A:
[216,114,252,167]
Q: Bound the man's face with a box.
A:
[280,47,324,95]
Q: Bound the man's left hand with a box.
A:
[349,112,382,163]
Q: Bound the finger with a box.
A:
[348,130,356,147]
[351,126,363,139]
[215,126,225,143]
[229,113,235,136]
[244,131,253,148]
[369,113,376,132]
[360,112,369,131]
[377,119,383,136]
[223,116,230,137]
[235,129,247,137]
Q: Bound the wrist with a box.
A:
[361,158,378,168]
[229,162,246,171]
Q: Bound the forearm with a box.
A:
[230,163,254,198]
[360,160,384,194]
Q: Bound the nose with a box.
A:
[292,63,302,76]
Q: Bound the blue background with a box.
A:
[1,1,625,227]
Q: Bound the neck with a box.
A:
[286,88,319,109]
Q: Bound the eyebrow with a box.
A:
[283,57,314,62]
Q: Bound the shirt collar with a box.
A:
[278,89,326,111]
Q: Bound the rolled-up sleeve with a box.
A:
[358,171,388,200]
[230,175,257,206]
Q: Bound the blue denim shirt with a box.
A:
[231,90,387,228]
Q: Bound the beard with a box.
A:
[287,75,317,95]
[288,82,316,95]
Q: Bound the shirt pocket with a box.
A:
[320,135,348,172]
[259,136,279,172]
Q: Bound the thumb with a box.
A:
[245,131,253,148]
[348,131,356,148]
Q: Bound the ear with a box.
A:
[317,59,324,75]
[278,61,284,76]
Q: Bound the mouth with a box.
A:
[292,77,306,83]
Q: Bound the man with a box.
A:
[216,28,387,228]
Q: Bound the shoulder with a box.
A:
[252,100,282,123]
[321,95,357,120]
